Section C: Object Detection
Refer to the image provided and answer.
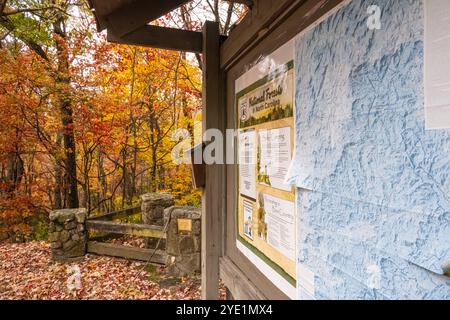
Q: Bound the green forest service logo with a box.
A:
[240,98,249,122]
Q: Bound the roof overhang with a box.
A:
[88,0,191,36]
[87,0,250,53]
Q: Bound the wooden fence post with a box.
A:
[201,20,223,300]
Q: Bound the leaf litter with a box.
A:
[0,241,226,300]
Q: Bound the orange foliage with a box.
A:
[0,7,202,237]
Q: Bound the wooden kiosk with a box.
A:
[88,0,344,300]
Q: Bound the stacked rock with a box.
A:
[140,193,175,248]
[48,208,87,261]
[141,193,175,226]
[164,206,201,277]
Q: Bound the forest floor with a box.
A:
[0,240,225,300]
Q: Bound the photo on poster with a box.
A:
[243,201,254,240]
[257,193,268,241]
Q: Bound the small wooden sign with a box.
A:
[177,218,192,233]
[185,143,206,189]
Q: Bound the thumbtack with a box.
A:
[442,260,450,277]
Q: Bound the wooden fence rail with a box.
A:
[86,220,166,239]
[85,205,169,263]
[88,206,141,221]
[87,241,167,264]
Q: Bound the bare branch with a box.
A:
[0,0,6,14]
[223,2,234,34]
[1,6,67,17]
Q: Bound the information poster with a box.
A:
[236,40,296,299]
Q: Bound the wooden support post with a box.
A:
[201,20,223,300]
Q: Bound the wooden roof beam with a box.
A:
[107,24,203,53]
[106,0,191,37]
[223,0,253,7]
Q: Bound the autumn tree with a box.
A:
[0,0,244,241]
[0,0,81,208]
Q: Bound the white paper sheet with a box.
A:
[263,194,296,261]
[238,130,257,199]
[258,127,293,192]
[425,0,450,129]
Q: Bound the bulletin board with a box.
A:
[235,40,296,299]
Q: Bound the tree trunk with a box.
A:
[97,151,108,212]
[54,133,63,209]
[53,13,79,208]
[149,111,158,192]
[129,48,137,205]
[54,162,63,209]
[130,121,138,204]
[5,151,24,195]
[121,151,127,209]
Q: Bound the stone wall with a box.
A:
[140,193,202,276]
[46,195,201,277]
[140,193,174,248]
[164,206,201,277]
[141,193,175,226]
[48,209,87,261]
